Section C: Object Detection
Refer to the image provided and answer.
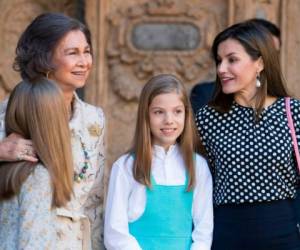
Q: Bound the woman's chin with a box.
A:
[222,87,234,95]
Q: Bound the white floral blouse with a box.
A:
[0,164,56,250]
[0,93,106,250]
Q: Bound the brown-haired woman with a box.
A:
[104,74,213,250]
[0,78,73,249]
[196,21,300,249]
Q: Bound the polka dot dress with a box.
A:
[195,97,300,206]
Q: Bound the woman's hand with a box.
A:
[0,133,38,162]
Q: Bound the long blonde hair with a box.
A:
[0,78,73,207]
[130,74,199,191]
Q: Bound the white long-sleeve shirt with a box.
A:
[104,144,213,250]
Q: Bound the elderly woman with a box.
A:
[0,13,105,249]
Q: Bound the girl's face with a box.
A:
[50,30,92,95]
[149,92,185,151]
[216,38,263,100]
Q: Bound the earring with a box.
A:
[46,71,51,79]
[256,74,261,88]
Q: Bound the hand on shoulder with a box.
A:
[0,133,38,162]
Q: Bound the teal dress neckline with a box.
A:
[129,172,193,250]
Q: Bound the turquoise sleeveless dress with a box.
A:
[129,174,193,250]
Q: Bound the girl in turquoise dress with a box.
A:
[105,74,213,250]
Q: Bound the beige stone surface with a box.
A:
[280,0,300,96]
[85,0,227,168]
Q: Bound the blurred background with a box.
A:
[0,0,299,167]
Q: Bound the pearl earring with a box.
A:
[256,74,261,88]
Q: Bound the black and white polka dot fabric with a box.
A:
[195,97,300,206]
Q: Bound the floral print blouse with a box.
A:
[0,164,56,250]
[0,93,106,250]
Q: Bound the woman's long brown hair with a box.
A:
[210,21,288,120]
[130,74,200,191]
[0,78,73,208]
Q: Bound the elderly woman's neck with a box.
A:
[63,92,74,118]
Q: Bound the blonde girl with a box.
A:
[0,78,73,249]
[104,74,213,250]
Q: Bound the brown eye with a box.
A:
[67,50,76,55]
[229,57,238,63]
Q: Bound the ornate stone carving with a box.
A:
[229,0,280,24]
[107,0,220,101]
[0,1,45,93]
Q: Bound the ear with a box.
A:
[256,56,264,74]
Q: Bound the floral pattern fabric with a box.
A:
[0,93,106,250]
[0,164,56,250]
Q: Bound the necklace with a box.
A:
[74,137,90,183]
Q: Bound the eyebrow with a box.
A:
[64,45,90,52]
[150,105,184,109]
[226,52,237,57]
[217,52,238,61]
[218,52,237,58]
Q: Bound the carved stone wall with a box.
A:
[228,0,281,25]
[87,0,228,167]
[280,0,300,95]
[106,2,220,101]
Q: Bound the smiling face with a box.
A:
[50,30,92,95]
[217,38,263,101]
[149,92,185,151]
